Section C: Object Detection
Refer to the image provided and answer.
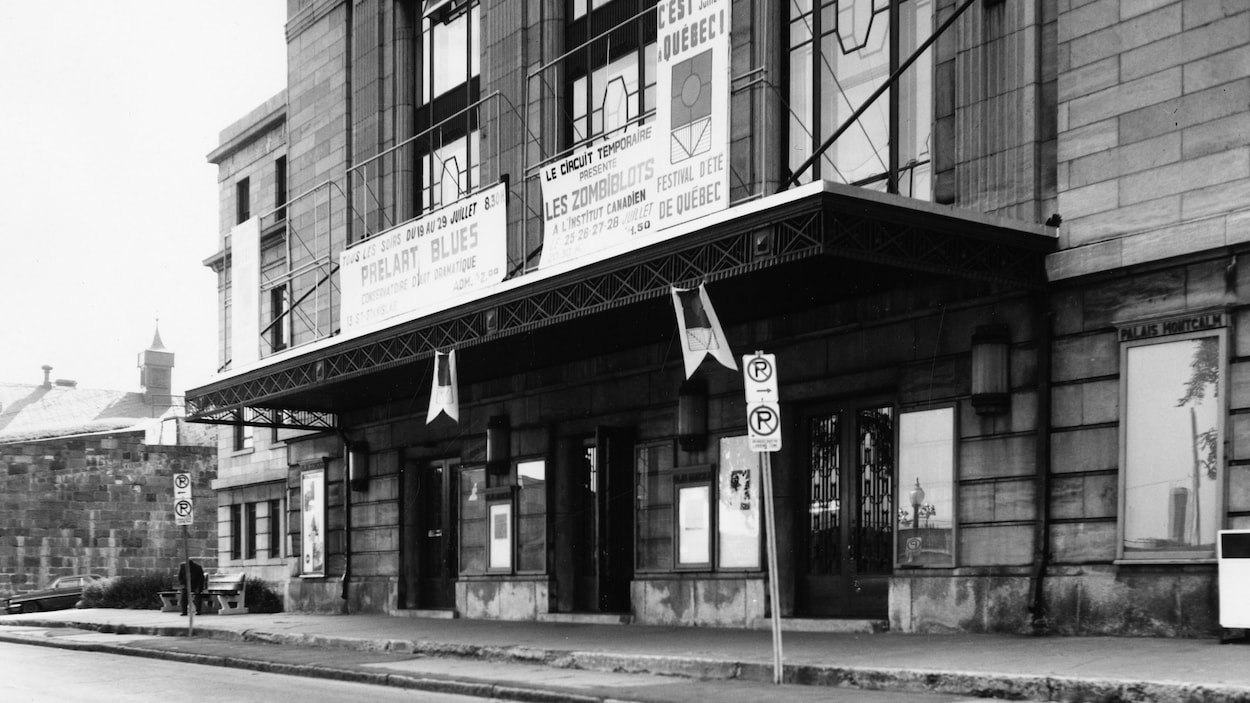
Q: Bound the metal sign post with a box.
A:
[744,352,784,684]
[173,473,194,637]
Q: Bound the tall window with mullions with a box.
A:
[787,0,933,199]
[565,0,658,148]
[420,0,481,210]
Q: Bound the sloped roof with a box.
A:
[0,383,161,444]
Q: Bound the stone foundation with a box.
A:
[632,576,765,627]
[890,567,1220,637]
[457,577,550,620]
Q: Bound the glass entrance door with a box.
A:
[800,402,895,618]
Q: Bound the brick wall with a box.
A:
[0,431,218,599]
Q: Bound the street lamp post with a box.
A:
[909,478,926,531]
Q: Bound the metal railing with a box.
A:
[256,178,347,357]
[346,90,526,246]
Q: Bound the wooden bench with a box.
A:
[158,589,207,614]
[203,572,248,615]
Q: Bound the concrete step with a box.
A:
[537,612,633,625]
[749,617,887,633]
[392,608,458,619]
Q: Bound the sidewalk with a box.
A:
[1,608,1247,702]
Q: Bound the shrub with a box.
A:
[244,577,283,613]
[78,573,284,613]
[80,574,173,610]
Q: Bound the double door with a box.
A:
[798,400,895,618]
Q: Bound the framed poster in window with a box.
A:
[300,466,325,578]
[718,436,761,569]
[676,483,711,567]
[488,500,513,571]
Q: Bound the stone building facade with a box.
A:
[0,333,218,600]
[191,0,1250,636]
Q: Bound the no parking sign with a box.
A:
[743,352,781,452]
[173,473,193,526]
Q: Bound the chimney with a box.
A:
[41,365,52,389]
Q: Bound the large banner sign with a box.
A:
[340,182,507,332]
[540,0,730,269]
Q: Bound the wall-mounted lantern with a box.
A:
[677,378,708,452]
[348,441,370,492]
[971,323,1010,415]
[486,415,510,474]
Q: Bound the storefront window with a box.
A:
[1122,331,1225,559]
[516,459,547,572]
[895,407,954,567]
[458,466,487,574]
[635,442,675,571]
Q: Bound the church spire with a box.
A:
[149,318,166,351]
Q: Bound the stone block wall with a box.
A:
[0,430,218,599]
[1049,0,1250,280]
[1039,255,1246,637]
[933,0,1058,222]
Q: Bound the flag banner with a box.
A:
[426,349,459,423]
[671,284,736,378]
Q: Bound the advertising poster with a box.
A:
[653,0,730,225]
[718,435,760,568]
[339,182,507,333]
[301,467,325,578]
[488,501,512,571]
[539,0,730,269]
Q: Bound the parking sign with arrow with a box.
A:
[173,473,193,526]
[743,352,782,452]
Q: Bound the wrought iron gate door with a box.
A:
[801,402,894,618]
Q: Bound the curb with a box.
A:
[6,618,1250,703]
[0,626,627,703]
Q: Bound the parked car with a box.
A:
[4,574,104,614]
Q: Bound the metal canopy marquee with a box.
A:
[185,182,1056,430]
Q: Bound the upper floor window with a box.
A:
[1120,327,1226,561]
[269,284,290,353]
[274,156,288,221]
[565,0,657,147]
[787,0,932,199]
[236,177,251,223]
[420,1,481,210]
[233,424,254,452]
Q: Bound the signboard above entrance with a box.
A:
[339,182,508,334]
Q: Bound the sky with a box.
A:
[0,1,287,396]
